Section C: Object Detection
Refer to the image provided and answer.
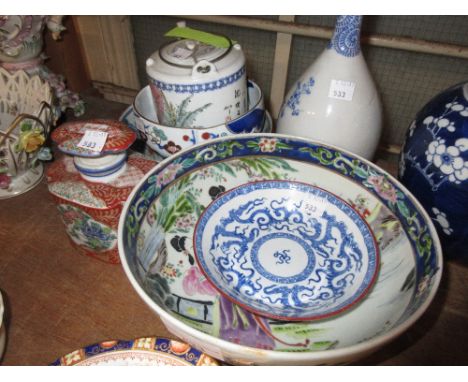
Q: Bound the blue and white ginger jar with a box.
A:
[399,82,468,259]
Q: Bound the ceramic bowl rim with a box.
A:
[118,107,273,137]
[50,336,219,366]
[118,133,443,363]
[132,80,264,131]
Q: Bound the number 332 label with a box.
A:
[328,80,356,101]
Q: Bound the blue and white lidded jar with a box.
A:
[399,82,468,260]
[146,38,248,128]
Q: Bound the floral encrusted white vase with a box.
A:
[277,16,382,160]
[0,15,85,117]
[399,82,468,260]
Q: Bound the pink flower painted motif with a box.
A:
[156,163,183,187]
[62,208,83,225]
[258,138,277,153]
[175,214,195,230]
[0,173,11,189]
[146,209,156,226]
[183,266,217,296]
[366,175,398,203]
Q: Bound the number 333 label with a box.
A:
[328,80,356,101]
[77,130,109,152]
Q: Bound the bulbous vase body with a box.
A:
[399,82,468,260]
[277,16,382,160]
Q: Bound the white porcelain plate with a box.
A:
[194,180,379,321]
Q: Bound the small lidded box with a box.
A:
[46,119,156,264]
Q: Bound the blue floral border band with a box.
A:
[328,16,362,57]
[148,66,246,94]
[50,337,215,365]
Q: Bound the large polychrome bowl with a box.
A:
[118,134,442,365]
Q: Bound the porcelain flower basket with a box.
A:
[0,68,54,198]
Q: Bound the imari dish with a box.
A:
[399,81,468,260]
[0,291,5,361]
[133,80,265,158]
[194,180,379,321]
[118,134,442,365]
[51,336,219,366]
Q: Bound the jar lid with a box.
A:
[146,39,245,81]
[51,119,136,158]
[159,39,231,68]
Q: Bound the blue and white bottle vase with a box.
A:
[277,16,382,160]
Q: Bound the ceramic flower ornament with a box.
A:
[16,125,46,153]
[0,15,84,117]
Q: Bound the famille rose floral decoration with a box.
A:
[133,80,266,159]
[399,82,468,260]
[47,119,156,264]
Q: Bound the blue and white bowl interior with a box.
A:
[399,82,468,259]
[194,180,379,321]
[119,134,442,362]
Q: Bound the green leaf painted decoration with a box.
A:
[160,92,212,128]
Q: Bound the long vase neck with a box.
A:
[328,16,363,57]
